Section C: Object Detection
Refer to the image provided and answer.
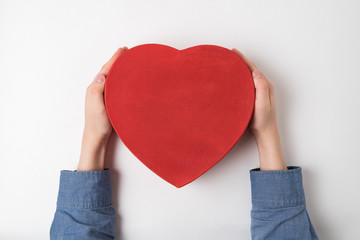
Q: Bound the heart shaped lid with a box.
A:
[105,44,255,187]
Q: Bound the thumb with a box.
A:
[85,73,107,113]
[94,73,105,84]
[252,70,271,109]
[85,73,106,101]
[92,73,106,92]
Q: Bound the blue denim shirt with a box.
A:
[50,166,318,239]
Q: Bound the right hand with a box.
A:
[232,48,277,140]
[232,48,287,171]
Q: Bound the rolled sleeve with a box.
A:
[56,169,113,209]
[51,169,116,239]
[250,166,305,208]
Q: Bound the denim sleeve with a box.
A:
[250,166,319,240]
[50,169,116,240]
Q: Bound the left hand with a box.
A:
[77,47,128,171]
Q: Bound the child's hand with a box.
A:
[232,49,287,171]
[77,47,128,171]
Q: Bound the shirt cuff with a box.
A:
[250,166,305,208]
[56,169,113,209]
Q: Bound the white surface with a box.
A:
[1,0,359,239]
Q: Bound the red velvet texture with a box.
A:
[104,44,255,188]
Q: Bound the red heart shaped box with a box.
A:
[104,44,255,188]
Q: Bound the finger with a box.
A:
[231,48,257,72]
[99,47,128,76]
[253,70,271,109]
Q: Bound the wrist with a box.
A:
[252,124,278,144]
[82,130,109,148]
[82,124,111,145]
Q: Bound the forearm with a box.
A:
[253,125,287,171]
[77,128,108,171]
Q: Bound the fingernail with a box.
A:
[96,75,105,83]
[252,70,262,79]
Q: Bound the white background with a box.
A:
[1,0,359,239]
